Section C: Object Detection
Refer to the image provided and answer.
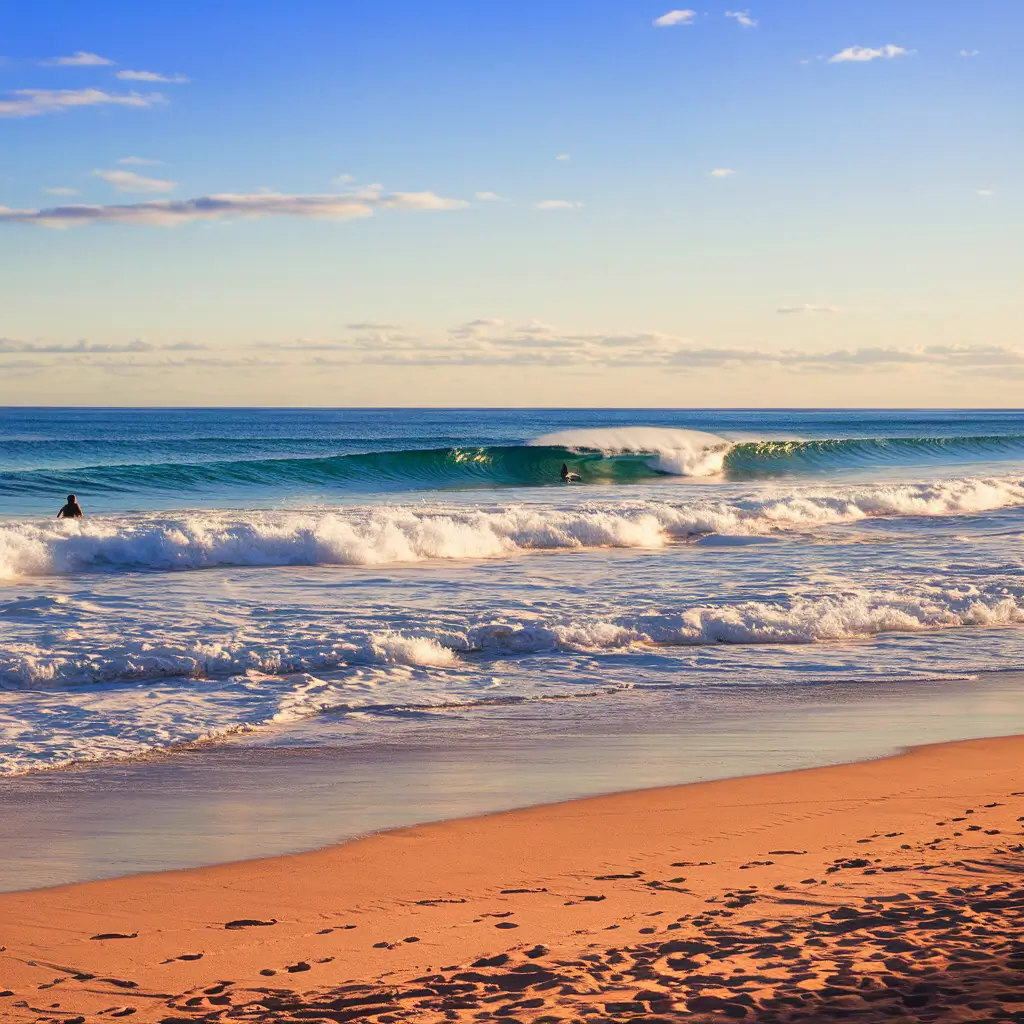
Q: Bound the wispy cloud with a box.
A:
[118,156,162,166]
[0,88,163,118]
[475,191,506,202]
[534,199,583,210]
[555,154,571,161]
[0,338,210,363]
[332,173,355,185]
[243,320,1024,375]
[710,168,737,178]
[93,169,178,193]
[654,9,696,27]
[1,338,168,354]
[41,51,114,67]
[777,304,843,314]
[10,322,1024,381]
[725,10,758,28]
[977,188,995,198]
[44,186,79,197]
[829,44,911,63]
[115,70,190,84]
[0,189,469,229]
[960,49,980,57]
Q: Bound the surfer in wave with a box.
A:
[57,494,83,519]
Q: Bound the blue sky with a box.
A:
[0,0,1020,406]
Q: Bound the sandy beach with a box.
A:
[1,735,1022,1023]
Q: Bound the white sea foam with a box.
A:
[2,476,1023,580]
[4,580,1024,692]
[531,426,733,476]
[454,587,1024,651]
[5,575,1024,773]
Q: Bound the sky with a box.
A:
[0,0,1021,407]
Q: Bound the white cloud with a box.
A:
[116,70,190,84]
[654,9,696,27]
[829,44,911,63]
[777,304,844,314]
[534,199,583,210]
[332,173,355,184]
[118,156,162,165]
[94,169,178,193]
[41,51,114,67]
[555,154,571,161]
[960,49,980,57]
[44,186,79,196]
[0,189,469,229]
[710,168,737,178]
[977,188,995,197]
[475,191,506,201]
[725,10,758,28]
[0,88,163,118]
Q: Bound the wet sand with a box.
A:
[1,734,1022,1023]
[4,670,1024,892]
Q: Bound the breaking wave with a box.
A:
[3,582,1023,691]
[4,427,1024,498]
[1,475,1023,579]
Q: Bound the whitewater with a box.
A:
[3,407,1024,775]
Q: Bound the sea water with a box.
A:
[2,407,1024,776]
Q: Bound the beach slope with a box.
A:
[1,736,1022,1022]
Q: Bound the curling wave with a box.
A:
[5,427,1024,498]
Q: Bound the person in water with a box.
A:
[560,463,570,481]
[57,494,83,518]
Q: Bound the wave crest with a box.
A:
[5,429,1024,498]
[1,475,1022,580]
[530,427,731,477]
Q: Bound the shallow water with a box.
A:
[3,670,1023,891]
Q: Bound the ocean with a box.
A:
[3,407,1024,781]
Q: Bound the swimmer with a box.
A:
[57,494,83,518]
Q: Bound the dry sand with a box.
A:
[1,735,1022,1023]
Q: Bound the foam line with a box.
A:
[2,476,1023,579]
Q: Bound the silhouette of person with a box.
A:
[560,463,570,481]
[57,494,83,518]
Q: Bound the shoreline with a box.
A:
[4,670,1024,893]
[1,734,1022,1022]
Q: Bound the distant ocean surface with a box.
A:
[3,407,1024,775]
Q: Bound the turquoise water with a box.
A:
[2,407,1024,775]
[3,409,1024,509]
